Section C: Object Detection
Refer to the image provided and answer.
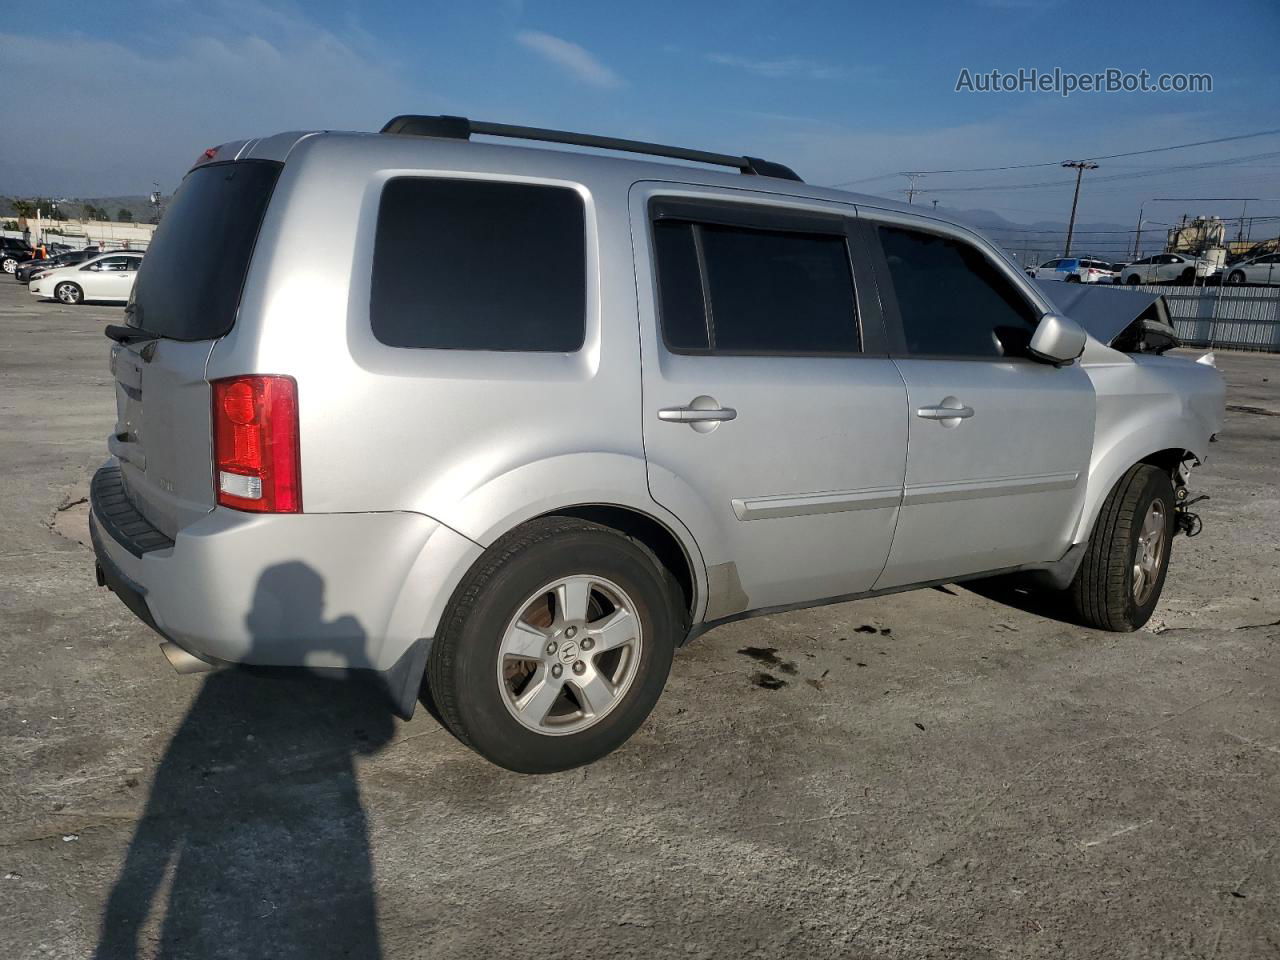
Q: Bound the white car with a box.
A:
[1028,257,1116,284]
[1117,253,1214,285]
[1224,253,1280,286]
[28,252,143,305]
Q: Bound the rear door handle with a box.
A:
[658,406,737,423]
[916,405,974,420]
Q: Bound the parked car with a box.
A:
[1118,253,1215,285]
[1028,257,1116,284]
[1224,252,1280,286]
[89,116,1225,773]
[1,236,35,274]
[28,251,143,304]
[15,248,97,283]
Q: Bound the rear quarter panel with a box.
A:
[206,134,709,620]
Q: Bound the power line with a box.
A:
[830,127,1280,187]
[918,150,1280,195]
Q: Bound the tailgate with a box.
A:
[103,156,283,537]
[109,339,218,538]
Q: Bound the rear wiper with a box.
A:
[104,324,160,345]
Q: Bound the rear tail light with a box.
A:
[211,375,301,513]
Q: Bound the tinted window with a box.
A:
[878,226,1039,358]
[652,221,707,350]
[131,160,280,340]
[371,178,585,352]
[652,218,858,354]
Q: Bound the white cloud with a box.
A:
[515,30,622,89]
[0,1,443,195]
[706,52,844,81]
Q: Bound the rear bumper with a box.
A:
[89,462,483,677]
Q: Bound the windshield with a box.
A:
[130,159,281,340]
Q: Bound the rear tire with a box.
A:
[1068,464,1176,632]
[426,517,681,773]
[55,281,83,305]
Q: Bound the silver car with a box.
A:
[91,116,1225,772]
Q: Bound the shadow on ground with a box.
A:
[960,574,1087,626]
[94,563,397,960]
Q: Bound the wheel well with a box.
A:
[539,505,696,618]
[1141,448,1195,484]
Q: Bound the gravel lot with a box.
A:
[1,277,1277,959]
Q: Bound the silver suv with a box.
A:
[91,116,1225,772]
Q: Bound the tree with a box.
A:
[12,199,34,218]
[116,208,134,223]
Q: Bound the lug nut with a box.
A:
[581,637,594,651]
[546,641,558,655]
[572,660,586,675]
[551,664,563,678]
[565,626,577,639]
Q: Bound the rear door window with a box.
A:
[652,218,859,354]
[877,225,1039,359]
[130,160,281,340]
[370,178,586,352]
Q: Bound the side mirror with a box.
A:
[1028,312,1087,366]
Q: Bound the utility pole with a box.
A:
[903,172,924,204]
[1132,200,1146,260]
[1061,160,1098,256]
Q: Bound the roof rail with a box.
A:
[380,115,803,182]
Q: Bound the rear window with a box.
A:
[130,160,281,340]
[370,178,586,351]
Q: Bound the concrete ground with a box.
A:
[1,276,1277,960]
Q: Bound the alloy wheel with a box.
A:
[496,574,643,735]
[1132,500,1167,605]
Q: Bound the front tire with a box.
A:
[1068,464,1176,631]
[55,281,83,305]
[2,257,16,274]
[1125,274,1140,285]
[1227,270,1246,285]
[427,517,681,773]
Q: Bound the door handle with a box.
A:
[658,406,737,423]
[916,397,975,426]
[916,405,974,420]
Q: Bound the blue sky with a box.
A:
[3,0,1278,238]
